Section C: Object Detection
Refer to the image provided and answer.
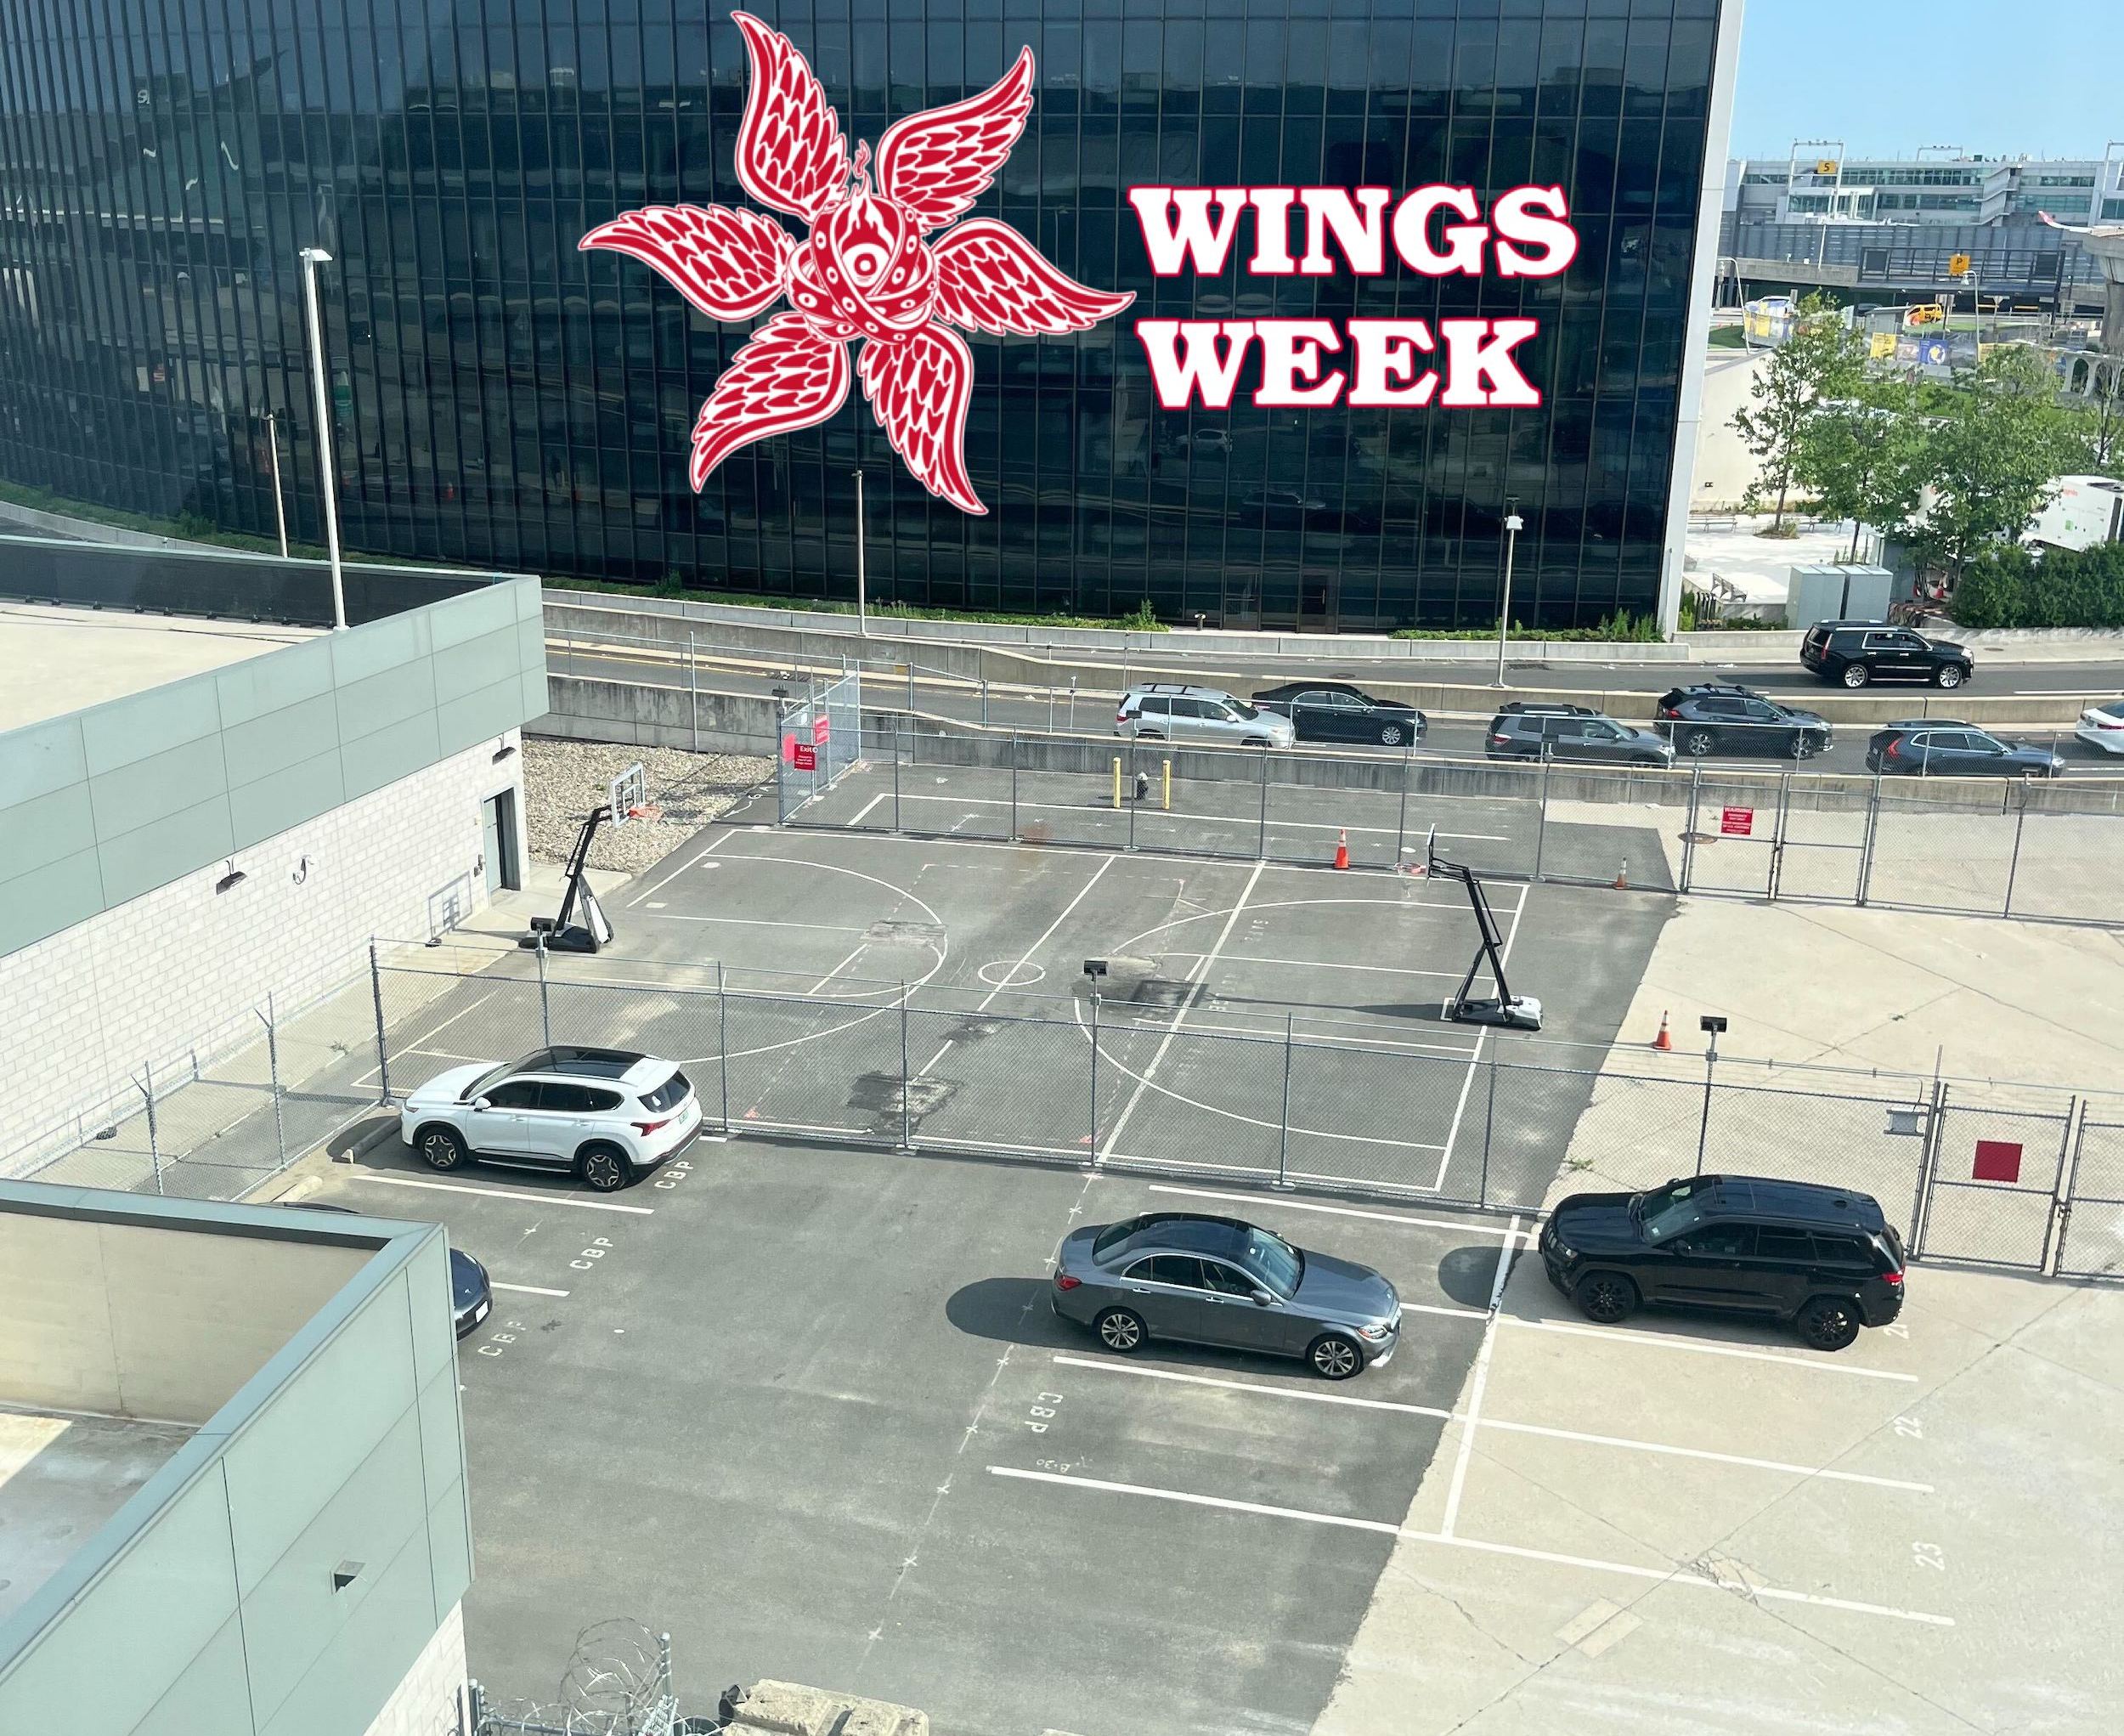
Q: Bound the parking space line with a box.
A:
[1142,1183,1519,1239]
[1441,1217,1520,1538]
[398,987,500,1057]
[342,1173,655,1213]
[492,1282,572,1298]
[1499,1316,1919,1382]
[1471,1418,1933,1493]
[1052,1354,1454,1417]
[988,1468,1954,1627]
[846,793,887,827]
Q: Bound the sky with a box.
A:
[1727,0,2121,161]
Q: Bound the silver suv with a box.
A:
[1116,683,1296,748]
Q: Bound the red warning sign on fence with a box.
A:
[791,742,818,772]
[812,712,832,746]
[1720,806,1754,837]
[1973,1139,2023,1184]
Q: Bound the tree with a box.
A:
[1911,347,2097,579]
[1729,294,1866,533]
[1794,388,1929,562]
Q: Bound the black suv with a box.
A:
[1539,1173,1906,1352]
[1800,621,1974,690]
[1655,683,1834,761]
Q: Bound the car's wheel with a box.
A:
[415,1125,467,1173]
[1379,722,1406,747]
[1840,662,1871,688]
[1790,731,1817,761]
[1094,1308,1145,1353]
[1933,664,1966,689]
[1308,1333,1364,1380]
[1244,736,1273,748]
[1136,729,1164,741]
[1797,1295,1861,1352]
[1573,1270,1639,1325]
[577,1143,632,1193]
[1683,727,1717,756]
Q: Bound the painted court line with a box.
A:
[1217,953,1464,979]
[845,792,887,827]
[342,1173,655,1214]
[887,790,1509,843]
[1499,1315,1920,1382]
[631,832,730,903]
[986,1468,1953,1627]
[1441,1217,1519,1537]
[491,1281,572,1298]
[1142,1183,1519,1239]
[1051,1354,1929,1490]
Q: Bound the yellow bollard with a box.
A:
[1112,756,1121,809]
[1163,760,1172,811]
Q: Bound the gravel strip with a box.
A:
[522,737,771,874]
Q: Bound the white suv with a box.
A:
[398,1046,702,1192]
[1116,683,1295,748]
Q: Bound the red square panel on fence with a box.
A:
[791,742,818,772]
[813,713,832,745]
[1972,1139,2023,1184]
[1720,806,1754,837]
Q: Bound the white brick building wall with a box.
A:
[363,1602,470,1736]
[0,734,524,1173]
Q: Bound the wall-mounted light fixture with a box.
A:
[491,737,517,764]
[214,860,247,895]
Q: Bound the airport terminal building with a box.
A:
[0,3,1738,632]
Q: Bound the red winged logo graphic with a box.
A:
[580,12,1133,514]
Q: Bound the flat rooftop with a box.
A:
[0,602,316,732]
[0,1407,195,1628]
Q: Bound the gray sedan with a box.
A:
[1050,1211,1401,1379]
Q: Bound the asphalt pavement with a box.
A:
[547,642,2124,781]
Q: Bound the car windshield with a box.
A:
[1244,1227,1303,1295]
[1226,698,1261,720]
[1632,1179,1710,1242]
[462,1061,514,1100]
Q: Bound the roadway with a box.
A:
[548,641,2124,780]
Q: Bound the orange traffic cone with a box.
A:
[1653,1011,1673,1052]
[1333,828,1350,871]
[1613,857,1629,891]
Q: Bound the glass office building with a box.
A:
[0,3,1736,632]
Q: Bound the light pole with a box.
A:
[1493,500,1523,689]
[852,466,867,637]
[298,246,347,631]
[1694,1014,1727,1177]
[265,410,289,557]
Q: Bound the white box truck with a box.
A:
[2024,476,2124,553]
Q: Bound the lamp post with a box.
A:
[1493,500,1523,690]
[852,466,867,638]
[1694,1014,1727,1177]
[298,246,347,631]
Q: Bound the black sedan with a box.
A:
[1251,681,1426,747]
[283,1201,493,1337]
[1865,723,2065,778]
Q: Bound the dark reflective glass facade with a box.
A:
[0,1,1728,631]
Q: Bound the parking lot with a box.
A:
[269,806,2122,1733]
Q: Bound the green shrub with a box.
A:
[1952,541,2124,629]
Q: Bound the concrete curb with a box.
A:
[331,1111,402,1163]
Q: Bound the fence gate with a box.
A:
[1680,772,1780,899]
[775,670,861,820]
[2056,1117,2124,1280]
[1914,1092,2074,1271]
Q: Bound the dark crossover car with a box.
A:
[283,1202,492,1337]
[1800,620,1974,689]
[1488,703,1675,766]
[1539,1173,1906,1352]
[1251,681,1427,747]
[1052,1211,1401,1379]
[1655,683,1833,761]
[1865,722,2065,778]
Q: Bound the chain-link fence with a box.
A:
[19,926,2123,1278]
[773,727,2123,927]
[17,961,387,1200]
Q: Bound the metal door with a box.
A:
[1913,1092,2074,1270]
[1680,770,1780,898]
